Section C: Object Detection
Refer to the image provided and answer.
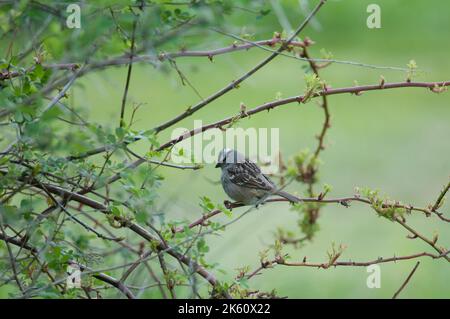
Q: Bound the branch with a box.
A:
[119,19,137,128]
[302,47,330,161]
[211,28,409,72]
[173,192,449,237]
[172,209,223,234]
[3,40,294,82]
[125,147,202,170]
[432,180,450,212]
[155,80,450,152]
[226,196,444,218]
[66,77,450,163]
[392,261,420,299]
[156,252,177,299]
[394,217,449,262]
[0,172,225,295]
[0,216,24,293]
[244,251,446,283]
[0,232,135,299]
[76,263,136,299]
[297,44,330,236]
[158,38,305,61]
[120,250,152,283]
[279,251,446,268]
[151,0,327,134]
[93,80,450,186]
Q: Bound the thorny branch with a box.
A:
[97,80,450,188]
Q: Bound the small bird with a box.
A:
[215,148,300,205]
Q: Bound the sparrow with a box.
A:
[215,148,300,205]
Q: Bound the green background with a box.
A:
[2,0,449,298]
[74,0,449,298]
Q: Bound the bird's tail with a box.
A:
[276,190,301,203]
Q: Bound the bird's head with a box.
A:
[215,148,245,168]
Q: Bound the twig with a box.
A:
[155,81,450,152]
[156,252,177,299]
[0,232,135,299]
[432,180,450,212]
[92,80,450,186]
[172,209,222,234]
[394,217,449,262]
[119,19,137,127]
[76,263,136,299]
[37,181,122,242]
[151,0,327,133]
[143,262,168,299]
[66,80,450,162]
[0,173,225,293]
[298,44,330,236]
[125,147,202,170]
[120,250,152,283]
[0,216,24,293]
[303,47,330,161]
[209,27,409,72]
[245,252,445,282]
[392,261,421,299]
[158,38,305,61]
[171,193,449,236]
[41,66,83,115]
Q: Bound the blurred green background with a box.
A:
[2,0,449,298]
[70,0,449,298]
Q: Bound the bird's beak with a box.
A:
[215,163,221,168]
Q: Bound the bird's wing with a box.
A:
[226,160,274,191]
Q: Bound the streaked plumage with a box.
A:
[216,149,300,205]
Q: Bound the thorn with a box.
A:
[158,52,166,61]
[303,37,315,47]
[379,75,385,88]
[432,234,439,244]
[340,200,350,207]
[240,102,248,117]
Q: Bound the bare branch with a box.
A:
[392,261,421,299]
[244,252,445,283]
[119,19,137,128]
[94,80,450,186]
